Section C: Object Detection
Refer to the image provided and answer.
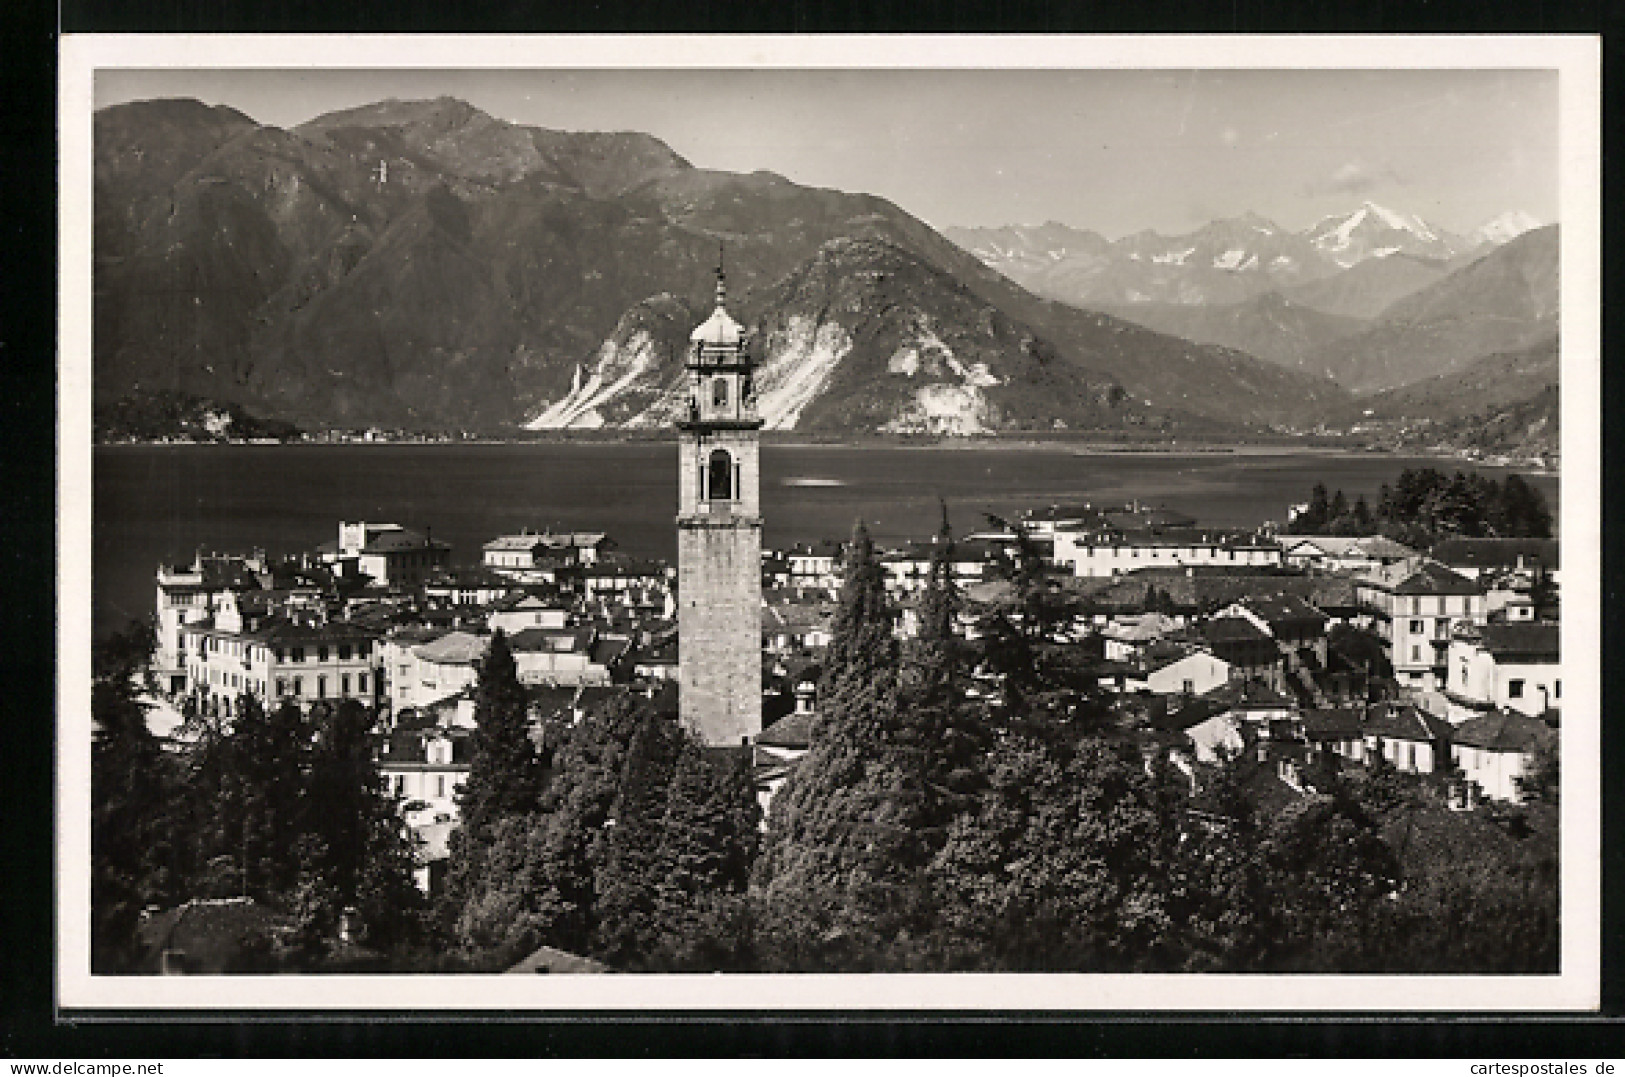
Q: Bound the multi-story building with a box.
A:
[385,629,488,712]
[1451,709,1556,803]
[483,531,606,582]
[153,552,266,693]
[179,599,379,718]
[1051,528,1282,578]
[1355,559,1485,692]
[318,521,451,590]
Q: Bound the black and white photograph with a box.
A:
[56,35,1601,1012]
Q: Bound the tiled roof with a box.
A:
[1284,535,1415,559]
[1201,617,1273,645]
[255,618,379,645]
[414,630,488,665]
[1431,538,1559,570]
[1362,558,1480,596]
[1201,679,1294,710]
[1452,709,1556,753]
[364,529,449,554]
[508,627,594,654]
[758,709,816,749]
[1302,707,1364,740]
[1241,593,1329,629]
[505,944,611,975]
[1475,623,1560,662]
[1160,697,1232,733]
[1363,703,1451,744]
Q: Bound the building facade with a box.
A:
[676,268,763,746]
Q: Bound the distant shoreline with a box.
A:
[91,437,1559,475]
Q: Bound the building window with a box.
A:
[1409,619,1424,634]
[341,673,351,695]
[276,678,287,696]
[340,644,352,661]
[1410,645,1421,662]
[318,645,329,662]
[1508,679,1525,699]
[713,377,729,408]
[292,647,305,663]
[394,775,405,795]
[317,675,327,699]
[708,449,733,501]
[293,677,303,697]
[437,774,446,798]
[358,672,369,695]
[1554,680,1561,699]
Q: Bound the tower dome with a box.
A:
[689,267,745,346]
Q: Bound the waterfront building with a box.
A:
[676,267,763,746]
[318,521,451,589]
[1051,528,1282,578]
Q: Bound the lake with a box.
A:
[89,442,1559,638]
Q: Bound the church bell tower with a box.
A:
[676,265,762,746]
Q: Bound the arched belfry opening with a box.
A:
[708,448,733,501]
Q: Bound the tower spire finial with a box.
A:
[715,242,726,309]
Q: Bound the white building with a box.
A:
[1280,535,1416,574]
[1451,709,1556,803]
[1446,622,1560,718]
[1355,559,1485,692]
[1052,529,1281,578]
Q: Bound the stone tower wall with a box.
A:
[677,518,763,745]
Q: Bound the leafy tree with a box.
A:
[978,514,1102,737]
[926,734,1181,971]
[1254,785,1402,971]
[91,620,184,970]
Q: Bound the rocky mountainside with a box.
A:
[530,238,1134,435]
[1345,336,1559,425]
[1093,291,1367,375]
[1305,225,1560,393]
[1280,253,1451,320]
[95,95,1346,436]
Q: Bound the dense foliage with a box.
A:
[444,648,760,971]
[1286,467,1552,544]
[94,390,302,443]
[90,621,426,971]
[92,512,1558,973]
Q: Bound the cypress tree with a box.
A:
[753,522,936,970]
[457,629,543,836]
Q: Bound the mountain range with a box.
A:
[92,96,1557,441]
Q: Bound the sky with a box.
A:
[95,67,1559,238]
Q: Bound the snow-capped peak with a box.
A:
[1361,200,1436,241]
[1470,210,1542,246]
